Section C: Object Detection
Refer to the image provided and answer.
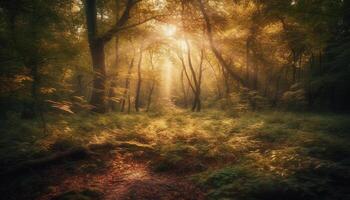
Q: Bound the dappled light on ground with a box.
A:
[1,110,350,199]
[38,151,204,200]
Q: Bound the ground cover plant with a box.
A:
[1,109,350,199]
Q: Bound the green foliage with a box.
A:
[281,84,307,110]
[1,108,350,199]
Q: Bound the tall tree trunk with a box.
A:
[222,66,230,97]
[146,80,155,112]
[120,57,134,112]
[84,0,141,113]
[127,95,131,114]
[319,51,323,74]
[196,52,204,112]
[22,61,40,119]
[253,64,258,90]
[177,51,197,110]
[285,65,290,81]
[108,0,122,111]
[180,69,188,107]
[89,40,107,113]
[298,53,303,81]
[246,39,250,86]
[185,40,203,112]
[192,94,199,112]
[108,37,120,111]
[292,50,297,83]
[108,79,117,111]
[274,77,281,106]
[135,49,143,112]
[264,77,269,96]
[84,0,106,113]
[146,52,156,112]
[180,2,203,111]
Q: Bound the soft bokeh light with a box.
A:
[162,58,173,99]
[162,24,177,37]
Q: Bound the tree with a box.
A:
[84,0,156,113]
[120,54,135,112]
[198,0,247,88]
[0,0,78,118]
[134,47,143,112]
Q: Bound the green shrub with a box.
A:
[50,138,80,152]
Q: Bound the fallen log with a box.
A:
[0,141,155,177]
[0,146,90,177]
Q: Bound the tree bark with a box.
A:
[292,50,297,83]
[180,69,189,107]
[89,39,107,113]
[146,52,156,112]
[185,40,203,112]
[135,49,143,112]
[120,57,134,112]
[84,0,106,113]
[108,0,122,111]
[84,0,140,113]
[178,45,202,112]
[146,81,155,112]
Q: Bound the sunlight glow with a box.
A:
[177,39,188,52]
[162,58,173,99]
[162,24,177,37]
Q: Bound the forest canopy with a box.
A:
[1,0,349,116]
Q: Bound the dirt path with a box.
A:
[38,152,205,200]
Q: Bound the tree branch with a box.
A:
[100,15,161,43]
[99,0,164,44]
[197,0,247,87]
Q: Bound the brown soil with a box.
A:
[38,152,205,200]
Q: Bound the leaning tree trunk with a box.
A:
[198,0,247,88]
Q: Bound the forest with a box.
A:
[0,0,350,199]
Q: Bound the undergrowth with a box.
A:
[1,109,350,199]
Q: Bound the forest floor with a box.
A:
[1,109,350,200]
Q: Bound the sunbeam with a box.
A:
[162,24,177,37]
